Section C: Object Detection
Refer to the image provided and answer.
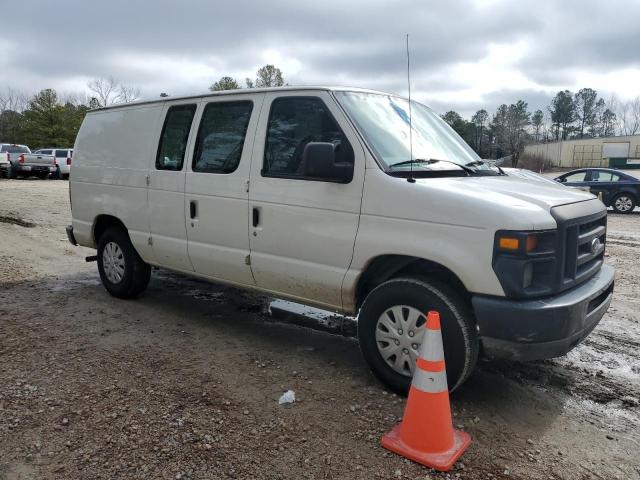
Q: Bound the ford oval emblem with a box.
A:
[591,237,601,254]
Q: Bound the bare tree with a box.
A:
[60,91,91,107]
[0,87,29,113]
[117,84,141,104]
[87,77,118,107]
[608,94,622,135]
[620,97,640,136]
[87,77,140,107]
[540,110,552,142]
[0,88,29,141]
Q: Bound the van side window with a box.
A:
[55,150,68,158]
[263,97,354,179]
[156,104,196,171]
[192,101,253,174]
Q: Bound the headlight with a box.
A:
[493,230,558,298]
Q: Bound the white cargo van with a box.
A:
[67,87,614,392]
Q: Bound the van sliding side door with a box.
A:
[184,93,264,286]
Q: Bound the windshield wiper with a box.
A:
[465,159,506,175]
[388,158,475,175]
[464,160,485,167]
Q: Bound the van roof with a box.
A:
[90,86,401,111]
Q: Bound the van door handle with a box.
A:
[252,207,260,227]
[190,200,197,219]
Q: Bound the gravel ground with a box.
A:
[1,178,639,480]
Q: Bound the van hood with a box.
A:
[363,169,602,233]
[416,175,595,210]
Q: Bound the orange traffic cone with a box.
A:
[381,311,471,472]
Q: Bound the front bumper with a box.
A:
[473,264,614,361]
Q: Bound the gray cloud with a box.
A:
[1,0,638,118]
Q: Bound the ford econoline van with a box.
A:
[67,87,614,392]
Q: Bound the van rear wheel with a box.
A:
[97,227,151,299]
[357,277,478,394]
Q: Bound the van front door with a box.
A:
[248,92,365,310]
[184,94,263,285]
[148,102,197,272]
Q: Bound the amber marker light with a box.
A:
[498,237,520,251]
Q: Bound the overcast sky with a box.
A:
[1,0,639,117]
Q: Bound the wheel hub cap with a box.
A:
[375,305,426,377]
[102,241,125,284]
[615,196,632,212]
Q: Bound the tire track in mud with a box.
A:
[607,239,640,248]
[0,214,35,228]
[480,319,640,442]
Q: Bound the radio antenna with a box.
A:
[406,34,415,183]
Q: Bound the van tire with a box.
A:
[97,227,151,299]
[357,277,478,395]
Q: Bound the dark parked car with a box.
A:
[555,168,640,214]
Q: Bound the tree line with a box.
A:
[0,77,140,149]
[442,88,640,166]
[0,65,285,150]
[209,64,285,91]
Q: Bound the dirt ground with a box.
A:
[1,178,639,480]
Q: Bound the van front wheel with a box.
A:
[358,277,478,394]
[97,227,151,299]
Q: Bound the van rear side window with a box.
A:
[192,101,253,174]
[156,104,197,171]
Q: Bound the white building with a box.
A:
[524,134,640,169]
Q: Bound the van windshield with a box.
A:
[335,92,491,174]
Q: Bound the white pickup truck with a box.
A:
[67,86,614,392]
[0,143,56,179]
[30,148,74,179]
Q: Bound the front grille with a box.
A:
[553,204,607,292]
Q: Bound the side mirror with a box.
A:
[555,177,565,183]
[302,142,352,183]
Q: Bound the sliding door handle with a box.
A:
[190,200,197,219]
[252,207,260,227]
